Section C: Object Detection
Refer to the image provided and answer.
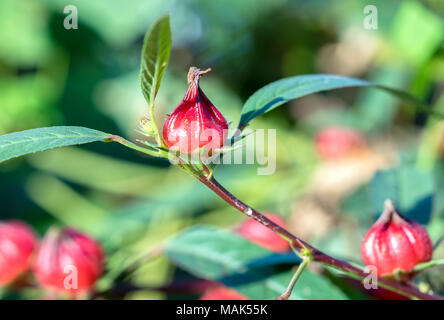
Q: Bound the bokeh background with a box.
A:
[1,0,444,299]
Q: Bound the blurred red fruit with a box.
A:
[34,227,104,295]
[361,200,433,277]
[163,67,228,154]
[200,286,248,300]
[315,127,365,160]
[237,214,290,252]
[0,220,37,286]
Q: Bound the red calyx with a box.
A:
[361,200,433,277]
[162,67,229,154]
[0,220,37,286]
[315,126,365,160]
[200,286,248,300]
[33,227,104,295]
[237,213,290,253]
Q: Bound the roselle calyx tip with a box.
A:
[383,199,395,213]
[377,199,397,223]
[162,66,228,155]
[361,199,433,277]
[187,67,212,86]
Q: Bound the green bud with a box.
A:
[138,117,157,137]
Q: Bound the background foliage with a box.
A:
[1,0,443,299]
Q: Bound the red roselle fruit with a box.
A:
[315,126,365,160]
[162,67,229,154]
[0,221,37,286]
[200,286,248,300]
[361,200,433,277]
[33,227,104,295]
[237,214,290,253]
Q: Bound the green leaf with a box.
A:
[0,126,112,163]
[231,268,347,300]
[166,226,347,300]
[166,226,270,279]
[239,74,436,127]
[371,164,434,224]
[391,1,443,66]
[140,14,172,107]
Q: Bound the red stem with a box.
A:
[197,175,443,300]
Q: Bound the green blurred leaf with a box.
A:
[342,162,437,234]
[354,68,408,133]
[391,1,443,66]
[417,95,444,169]
[433,163,444,217]
[166,226,270,279]
[0,52,68,134]
[0,0,53,66]
[341,184,374,226]
[239,74,435,127]
[140,14,172,107]
[371,169,400,211]
[0,126,112,163]
[166,226,347,300]
[43,0,172,46]
[26,173,108,234]
[370,164,434,224]
[230,268,347,300]
[29,147,170,197]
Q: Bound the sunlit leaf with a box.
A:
[239,74,435,127]
[0,126,112,163]
[140,14,172,107]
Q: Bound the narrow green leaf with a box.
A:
[0,126,112,163]
[140,14,172,107]
[166,226,347,300]
[239,74,438,128]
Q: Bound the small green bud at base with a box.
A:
[138,117,157,137]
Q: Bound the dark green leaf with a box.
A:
[340,184,374,227]
[140,14,172,106]
[166,226,270,279]
[229,268,347,300]
[433,163,444,217]
[371,165,434,224]
[166,226,347,300]
[371,169,401,212]
[239,74,436,127]
[0,126,112,163]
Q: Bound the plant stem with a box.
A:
[109,135,167,158]
[276,256,312,300]
[414,259,444,272]
[149,103,166,148]
[196,175,444,300]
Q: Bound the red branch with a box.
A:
[197,175,443,300]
